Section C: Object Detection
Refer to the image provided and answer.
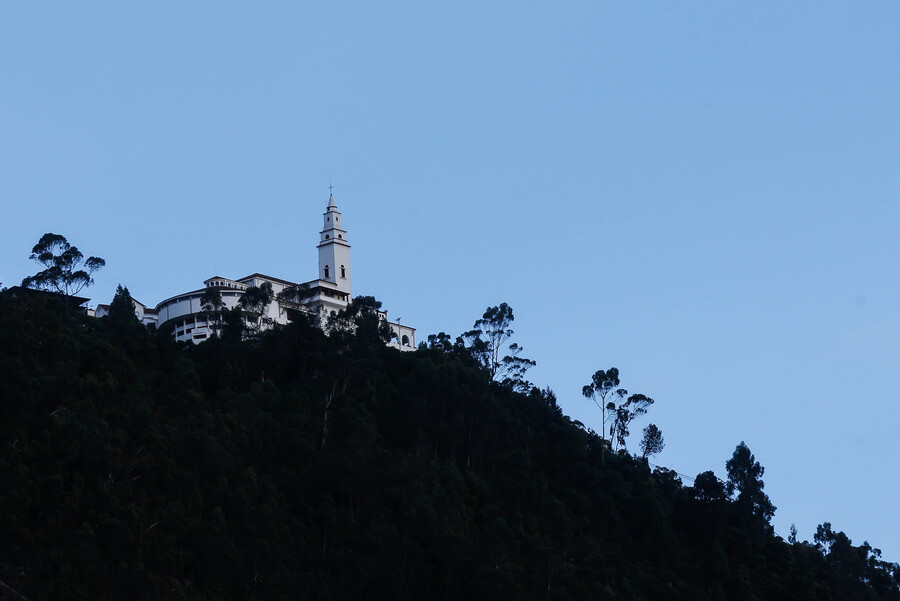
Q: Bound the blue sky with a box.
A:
[3,2,900,560]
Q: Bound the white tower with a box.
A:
[317,193,351,295]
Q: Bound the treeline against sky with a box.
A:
[0,291,898,600]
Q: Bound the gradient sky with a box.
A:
[3,3,900,561]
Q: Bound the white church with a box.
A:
[99,194,416,350]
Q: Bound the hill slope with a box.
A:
[0,293,897,600]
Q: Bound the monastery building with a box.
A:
[97,194,416,350]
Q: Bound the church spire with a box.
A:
[317,190,351,295]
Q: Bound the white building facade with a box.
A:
[152,194,416,349]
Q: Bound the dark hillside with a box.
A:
[0,293,897,600]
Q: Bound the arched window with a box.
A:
[325,234,330,239]
[338,234,343,239]
[340,265,346,278]
[402,335,410,346]
[324,265,330,278]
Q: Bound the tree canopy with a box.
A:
[639,423,664,458]
[582,367,625,450]
[726,441,776,524]
[463,302,535,391]
[21,232,105,298]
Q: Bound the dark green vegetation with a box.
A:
[20,233,105,309]
[1,292,898,601]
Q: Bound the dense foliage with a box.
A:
[20,233,105,299]
[0,292,898,600]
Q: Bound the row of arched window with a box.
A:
[208,279,245,290]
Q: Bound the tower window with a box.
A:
[340,265,346,278]
[402,335,410,346]
[325,234,330,239]
[338,234,343,239]
[324,265,330,278]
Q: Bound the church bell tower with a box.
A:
[317,193,351,295]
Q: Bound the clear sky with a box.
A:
[3,2,899,561]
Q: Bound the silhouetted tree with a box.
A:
[815,522,837,554]
[103,285,146,355]
[464,302,535,391]
[582,367,626,454]
[640,423,665,458]
[611,393,654,452]
[327,295,391,344]
[276,283,312,305]
[21,233,105,314]
[200,286,225,336]
[426,331,464,353]
[220,306,245,343]
[107,285,140,326]
[239,282,274,338]
[725,441,775,523]
[693,470,727,503]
